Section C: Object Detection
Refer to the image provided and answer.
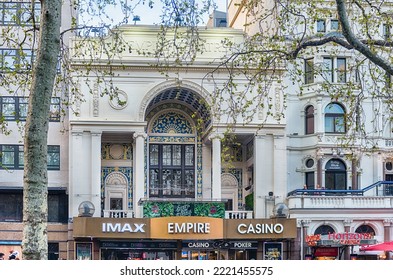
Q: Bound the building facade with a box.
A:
[1,0,393,260]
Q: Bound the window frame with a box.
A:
[305,105,315,134]
[0,2,40,26]
[304,58,314,84]
[324,103,346,134]
[149,143,195,198]
[316,19,326,33]
[0,96,60,122]
[0,144,60,170]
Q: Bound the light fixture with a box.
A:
[78,201,95,217]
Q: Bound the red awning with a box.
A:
[360,241,393,251]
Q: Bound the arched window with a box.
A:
[324,103,345,133]
[325,159,347,190]
[305,105,315,134]
[148,111,196,199]
[315,225,335,235]
[355,225,375,236]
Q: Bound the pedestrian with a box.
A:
[8,250,19,260]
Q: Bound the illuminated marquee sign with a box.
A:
[306,232,375,246]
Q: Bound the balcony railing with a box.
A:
[103,210,135,218]
[225,211,253,219]
[287,181,393,197]
[287,181,393,210]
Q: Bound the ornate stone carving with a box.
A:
[139,80,212,121]
[109,90,128,110]
[93,82,99,117]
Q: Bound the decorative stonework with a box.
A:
[101,168,133,210]
[101,143,132,160]
[150,112,193,134]
[139,79,212,122]
[93,82,99,117]
[109,90,128,110]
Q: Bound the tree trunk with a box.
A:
[22,0,62,260]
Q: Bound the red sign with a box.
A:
[314,247,338,257]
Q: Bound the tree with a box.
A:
[199,0,393,151]
[21,0,62,260]
[4,0,393,259]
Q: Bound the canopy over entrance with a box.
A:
[360,241,393,251]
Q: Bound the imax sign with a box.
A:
[102,223,146,233]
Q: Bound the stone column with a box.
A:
[299,220,311,260]
[316,149,323,189]
[273,135,286,204]
[70,130,83,218]
[343,219,352,260]
[209,133,223,200]
[133,132,147,218]
[384,219,392,259]
[254,134,265,218]
[91,131,102,217]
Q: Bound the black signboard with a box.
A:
[100,241,177,249]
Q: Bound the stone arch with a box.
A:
[105,171,128,186]
[139,79,213,124]
[104,171,129,211]
[221,173,239,188]
[221,173,240,211]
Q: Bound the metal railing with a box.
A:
[287,181,393,197]
[225,211,253,219]
[103,210,135,218]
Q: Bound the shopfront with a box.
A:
[225,218,297,260]
[305,232,377,260]
[72,217,297,260]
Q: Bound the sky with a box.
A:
[130,0,228,25]
[80,0,228,27]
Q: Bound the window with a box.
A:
[0,144,60,170]
[355,225,375,236]
[316,19,326,32]
[325,159,347,190]
[47,145,60,170]
[336,58,347,83]
[0,49,35,71]
[0,145,23,169]
[48,192,68,222]
[305,105,315,134]
[325,103,345,133]
[305,158,315,168]
[0,96,60,121]
[149,144,195,198]
[0,190,67,222]
[305,58,314,84]
[322,58,333,82]
[383,24,391,40]
[315,225,335,235]
[305,172,315,189]
[330,19,339,31]
[386,72,392,89]
[321,57,346,83]
[0,2,40,25]
[48,243,59,260]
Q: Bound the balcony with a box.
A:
[225,211,253,219]
[287,181,393,209]
[103,210,135,218]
